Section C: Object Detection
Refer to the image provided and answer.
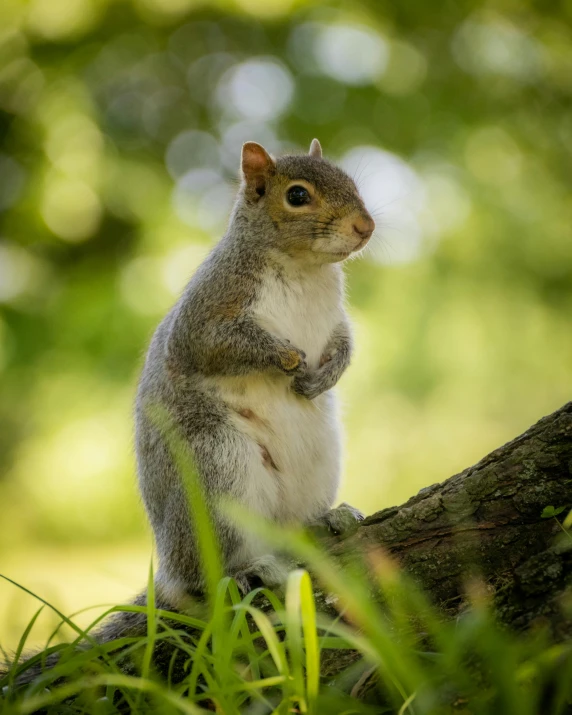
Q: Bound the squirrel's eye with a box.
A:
[286,185,311,206]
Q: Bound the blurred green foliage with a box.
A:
[0,0,571,559]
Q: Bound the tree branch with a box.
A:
[322,401,572,635]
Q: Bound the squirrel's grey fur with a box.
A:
[136,139,374,603]
[4,139,374,685]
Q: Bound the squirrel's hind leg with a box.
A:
[180,417,288,595]
[233,554,290,595]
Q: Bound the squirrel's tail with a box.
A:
[2,589,180,688]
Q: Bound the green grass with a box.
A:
[2,546,572,714]
[2,418,571,714]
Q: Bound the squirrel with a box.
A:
[136,138,374,605]
[3,139,375,684]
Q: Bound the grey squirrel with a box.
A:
[3,139,375,684]
[136,138,374,605]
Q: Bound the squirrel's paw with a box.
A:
[292,373,323,400]
[233,555,289,595]
[278,345,307,375]
[310,502,365,537]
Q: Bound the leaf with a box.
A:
[541,506,566,519]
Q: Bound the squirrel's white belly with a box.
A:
[207,266,344,524]
[216,375,341,525]
[211,268,344,524]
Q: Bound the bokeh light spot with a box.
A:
[135,0,197,18]
[41,175,102,242]
[172,168,224,230]
[421,171,472,236]
[26,0,99,40]
[196,183,235,233]
[45,114,102,180]
[314,24,389,85]
[161,244,209,296]
[234,0,295,18]
[0,243,46,303]
[379,40,427,95]
[120,256,173,315]
[452,16,544,82]
[218,58,294,121]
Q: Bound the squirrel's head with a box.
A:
[239,139,374,264]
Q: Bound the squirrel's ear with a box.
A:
[309,138,322,158]
[241,142,275,199]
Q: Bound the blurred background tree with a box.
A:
[1,0,571,648]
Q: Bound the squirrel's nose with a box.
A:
[352,215,375,241]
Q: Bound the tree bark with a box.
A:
[325,402,572,630]
[311,401,572,689]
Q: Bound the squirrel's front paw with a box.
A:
[292,373,323,400]
[278,345,307,375]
